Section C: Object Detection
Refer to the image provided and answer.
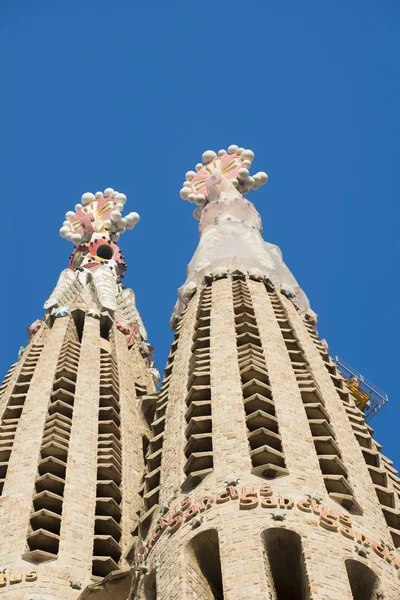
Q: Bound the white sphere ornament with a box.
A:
[242,160,252,169]
[188,193,196,202]
[74,204,82,211]
[71,233,82,244]
[193,207,201,220]
[117,218,127,228]
[63,220,70,228]
[202,150,217,164]
[242,149,255,161]
[104,188,114,197]
[66,232,73,241]
[115,193,127,204]
[237,147,244,154]
[195,163,203,171]
[185,171,196,181]
[81,192,95,205]
[115,203,124,211]
[183,181,192,188]
[218,149,227,156]
[128,211,140,224]
[228,144,239,154]
[257,172,268,184]
[65,211,75,220]
[95,191,103,198]
[59,227,69,238]
[103,219,111,228]
[110,210,121,222]
[237,168,249,181]
[231,179,239,188]
[180,187,190,200]
[111,232,120,242]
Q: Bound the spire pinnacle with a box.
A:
[179,145,268,219]
[59,188,140,245]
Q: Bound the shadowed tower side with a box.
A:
[133,146,400,600]
[0,188,158,599]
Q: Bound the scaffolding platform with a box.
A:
[334,356,388,422]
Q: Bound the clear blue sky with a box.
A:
[1,1,399,466]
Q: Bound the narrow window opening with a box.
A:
[71,309,85,342]
[345,560,382,600]
[263,528,310,600]
[186,529,224,600]
[142,569,157,600]
[100,316,111,341]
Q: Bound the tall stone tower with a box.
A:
[135,147,400,600]
[0,188,157,599]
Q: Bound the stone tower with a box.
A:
[0,188,157,599]
[134,147,400,600]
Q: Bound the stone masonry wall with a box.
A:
[136,278,400,600]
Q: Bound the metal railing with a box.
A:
[334,356,388,422]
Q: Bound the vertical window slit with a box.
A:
[183,286,213,490]
[269,291,361,514]
[92,346,123,577]
[0,346,44,496]
[25,320,79,562]
[233,279,287,479]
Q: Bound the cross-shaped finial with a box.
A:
[59,188,140,245]
[179,145,268,219]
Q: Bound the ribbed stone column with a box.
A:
[283,296,392,541]
[57,315,101,582]
[248,280,326,495]
[113,327,151,559]
[159,293,200,505]
[210,278,252,479]
[0,317,70,563]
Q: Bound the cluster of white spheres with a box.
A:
[59,188,140,245]
[179,145,268,204]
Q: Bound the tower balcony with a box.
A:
[38,456,67,478]
[246,410,279,433]
[247,427,282,451]
[184,452,213,476]
[185,400,211,421]
[94,515,122,541]
[250,445,286,468]
[35,473,65,496]
[26,528,60,556]
[30,508,61,535]
[96,498,122,522]
[185,416,212,437]
[97,480,122,504]
[185,433,213,456]
[33,490,63,514]
[243,394,275,415]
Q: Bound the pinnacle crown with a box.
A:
[59,187,140,245]
[179,145,268,219]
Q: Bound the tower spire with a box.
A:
[43,188,149,345]
[173,145,309,325]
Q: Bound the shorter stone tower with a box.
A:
[133,146,400,600]
[0,189,157,599]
